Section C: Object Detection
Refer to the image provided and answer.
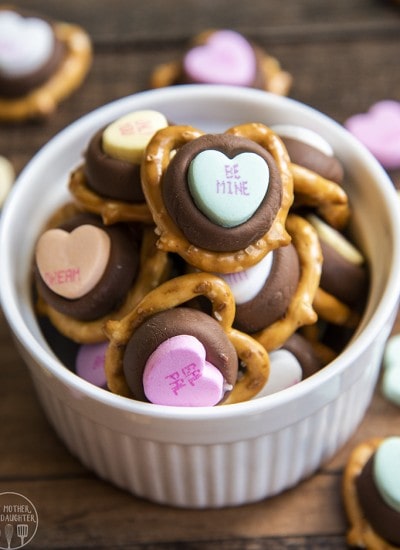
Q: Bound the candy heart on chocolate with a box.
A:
[188,150,269,227]
[373,437,400,512]
[254,349,302,398]
[102,110,168,164]
[0,10,54,78]
[183,30,257,86]
[36,225,111,300]
[345,100,400,170]
[143,335,225,407]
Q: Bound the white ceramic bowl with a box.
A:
[2,85,400,508]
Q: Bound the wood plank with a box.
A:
[0,472,348,548]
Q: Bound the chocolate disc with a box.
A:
[234,243,300,333]
[281,332,322,379]
[282,136,344,184]
[84,128,145,202]
[123,307,238,402]
[34,214,140,321]
[162,133,282,252]
[355,453,400,546]
[320,239,368,306]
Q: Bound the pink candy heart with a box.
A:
[345,100,400,169]
[143,335,225,407]
[183,30,256,86]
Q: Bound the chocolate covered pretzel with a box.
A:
[34,204,171,343]
[150,29,292,96]
[0,8,92,121]
[104,272,270,405]
[69,110,169,224]
[142,122,293,273]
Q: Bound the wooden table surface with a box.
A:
[1,1,400,548]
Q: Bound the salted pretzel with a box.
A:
[252,214,322,351]
[343,438,399,550]
[35,204,171,343]
[142,122,294,273]
[313,287,361,329]
[69,166,153,225]
[149,29,292,96]
[0,18,92,121]
[104,272,270,404]
[290,163,350,230]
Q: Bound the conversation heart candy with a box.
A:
[76,342,108,388]
[102,110,168,164]
[143,335,225,407]
[36,225,111,299]
[271,124,334,157]
[373,437,400,512]
[217,251,273,304]
[188,150,269,227]
[382,334,400,407]
[0,155,14,208]
[345,100,400,170]
[183,30,256,86]
[0,10,54,78]
[254,349,302,398]
[307,214,364,265]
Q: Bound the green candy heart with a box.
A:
[188,150,269,227]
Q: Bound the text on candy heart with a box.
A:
[216,163,250,196]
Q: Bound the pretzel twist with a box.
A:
[313,287,360,329]
[69,166,154,225]
[35,205,171,343]
[142,123,293,273]
[104,272,270,404]
[291,163,350,229]
[253,214,322,351]
[0,21,92,121]
[343,438,397,550]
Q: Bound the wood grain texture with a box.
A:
[0,1,400,548]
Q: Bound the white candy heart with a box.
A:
[217,251,273,304]
[188,150,269,227]
[254,349,302,398]
[0,11,54,78]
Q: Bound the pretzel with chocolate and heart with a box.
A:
[0,8,92,121]
[150,29,292,96]
[34,204,171,343]
[142,122,294,273]
[104,272,270,405]
[343,437,400,550]
[69,110,170,225]
[252,214,322,351]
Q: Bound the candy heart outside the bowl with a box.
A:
[345,100,400,170]
[183,29,257,86]
[373,437,400,513]
[35,225,111,300]
[188,149,269,227]
[0,10,54,78]
[142,335,225,407]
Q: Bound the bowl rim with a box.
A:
[2,84,400,422]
